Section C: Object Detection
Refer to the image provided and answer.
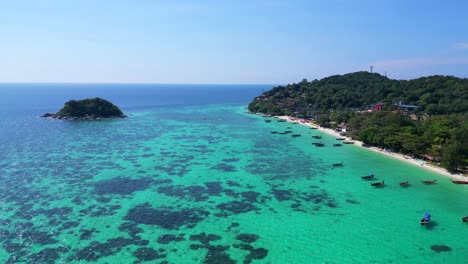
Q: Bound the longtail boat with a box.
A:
[421,180,437,184]
[400,181,410,186]
[420,213,431,225]
[361,174,375,180]
[451,179,468,185]
[371,180,384,187]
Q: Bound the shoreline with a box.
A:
[276,116,466,181]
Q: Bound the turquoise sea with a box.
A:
[0,84,466,263]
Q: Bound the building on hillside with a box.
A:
[335,122,347,133]
[371,102,386,111]
[359,102,386,113]
[395,101,417,113]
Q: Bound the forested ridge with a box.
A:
[248,72,468,172]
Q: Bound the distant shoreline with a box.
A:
[275,116,466,181]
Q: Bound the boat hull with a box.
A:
[421,180,437,184]
[451,180,468,184]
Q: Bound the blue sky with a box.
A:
[0,0,467,83]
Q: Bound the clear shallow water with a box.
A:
[0,84,466,263]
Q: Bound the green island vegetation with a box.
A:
[42,97,126,120]
[248,71,468,172]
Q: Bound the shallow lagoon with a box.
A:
[0,84,466,263]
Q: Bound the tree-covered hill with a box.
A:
[248,72,468,172]
[42,97,126,120]
[248,71,468,116]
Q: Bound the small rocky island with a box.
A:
[42,97,127,120]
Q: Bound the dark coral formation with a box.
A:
[125,203,209,229]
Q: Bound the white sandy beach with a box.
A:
[276,116,466,181]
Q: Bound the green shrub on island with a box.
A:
[43,97,126,119]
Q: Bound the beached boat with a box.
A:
[371,180,384,187]
[291,134,301,137]
[336,137,345,140]
[361,174,375,180]
[400,181,410,186]
[451,179,468,184]
[312,135,322,139]
[420,213,431,225]
[292,121,299,124]
[309,126,318,129]
[343,141,355,144]
[462,216,468,222]
[421,180,437,184]
[332,162,343,167]
[333,143,342,147]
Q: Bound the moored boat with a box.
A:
[332,162,343,167]
[264,119,272,123]
[421,180,437,184]
[371,180,384,187]
[451,179,468,184]
[270,131,278,134]
[312,135,322,139]
[420,213,431,225]
[278,119,286,122]
[336,137,345,140]
[333,143,342,147]
[313,142,325,147]
[462,216,468,222]
[400,181,410,186]
[361,174,375,180]
[291,134,301,137]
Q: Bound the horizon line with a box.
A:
[0,82,280,86]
